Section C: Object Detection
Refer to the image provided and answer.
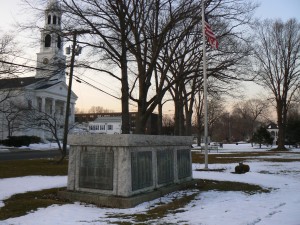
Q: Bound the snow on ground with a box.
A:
[1,144,300,225]
[0,176,67,208]
[21,143,61,150]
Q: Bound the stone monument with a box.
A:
[60,134,193,208]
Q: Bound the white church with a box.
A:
[0,0,77,140]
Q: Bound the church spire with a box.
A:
[35,0,66,82]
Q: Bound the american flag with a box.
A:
[204,16,218,49]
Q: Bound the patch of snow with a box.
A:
[0,176,67,208]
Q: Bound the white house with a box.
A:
[88,116,122,134]
[0,0,77,140]
[266,122,279,145]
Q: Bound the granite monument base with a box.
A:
[65,134,193,208]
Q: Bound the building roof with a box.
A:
[92,116,122,123]
[0,77,44,89]
[35,82,60,90]
[267,122,278,129]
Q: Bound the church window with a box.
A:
[53,15,57,25]
[58,17,61,25]
[28,100,32,109]
[48,15,51,24]
[45,34,51,47]
[57,35,61,49]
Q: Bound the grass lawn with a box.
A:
[0,159,68,179]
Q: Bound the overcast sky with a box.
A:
[1,0,300,112]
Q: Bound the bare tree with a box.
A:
[22,105,71,162]
[58,0,133,133]
[165,0,257,136]
[0,33,25,111]
[75,107,86,114]
[0,33,21,78]
[194,93,226,142]
[0,100,24,137]
[232,98,269,143]
[60,0,206,134]
[162,114,175,135]
[253,19,300,150]
[165,29,203,136]
[88,106,114,113]
[124,0,202,133]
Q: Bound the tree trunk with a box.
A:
[135,109,148,134]
[276,100,286,151]
[121,65,130,134]
[185,106,194,136]
[276,101,287,150]
[119,6,130,134]
[157,103,163,135]
[197,114,202,146]
[174,95,185,136]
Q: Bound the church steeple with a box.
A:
[36,0,66,82]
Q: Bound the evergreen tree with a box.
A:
[252,126,273,148]
[286,119,300,147]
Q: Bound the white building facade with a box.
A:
[0,0,77,140]
[267,123,279,145]
[88,117,122,134]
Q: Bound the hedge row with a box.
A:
[0,136,41,147]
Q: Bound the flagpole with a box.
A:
[202,0,209,169]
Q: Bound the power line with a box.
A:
[0,59,137,107]
[0,59,119,99]
[80,73,120,94]
[71,73,137,108]
[0,59,59,72]
[71,73,121,100]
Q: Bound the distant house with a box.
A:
[89,116,122,134]
[266,122,279,145]
[75,112,159,134]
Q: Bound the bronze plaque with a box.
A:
[157,150,174,184]
[177,149,191,179]
[131,151,153,191]
[79,148,114,190]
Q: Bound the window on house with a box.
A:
[38,102,42,112]
[57,36,61,49]
[53,15,57,24]
[108,125,113,130]
[100,125,105,130]
[48,15,51,24]
[58,17,61,25]
[28,100,32,109]
[45,34,51,47]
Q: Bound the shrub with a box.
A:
[1,136,41,147]
[252,126,274,148]
[235,163,250,174]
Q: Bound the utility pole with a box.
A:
[202,0,209,169]
[61,30,90,161]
